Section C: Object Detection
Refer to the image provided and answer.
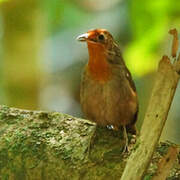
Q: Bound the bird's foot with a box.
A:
[122,141,129,154]
[122,126,129,154]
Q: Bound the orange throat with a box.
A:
[87,43,112,82]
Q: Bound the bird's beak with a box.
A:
[76,33,89,42]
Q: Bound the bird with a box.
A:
[77,29,138,152]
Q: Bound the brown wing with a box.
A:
[107,43,138,128]
[107,43,137,92]
[124,66,137,92]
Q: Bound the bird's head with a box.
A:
[76,29,114,49]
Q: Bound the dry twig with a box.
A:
[169,28,178,58]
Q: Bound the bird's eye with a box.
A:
[98,34,105,41]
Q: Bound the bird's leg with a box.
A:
[122,125,129,153]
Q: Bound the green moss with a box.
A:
[144,174,153,180]
[156,142,169,155]
[0,149,9,170]
[1,174,9,180]
[132,138,141,151]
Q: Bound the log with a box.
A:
[0,105,179,179]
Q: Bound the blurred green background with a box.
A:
[0,0,179,143]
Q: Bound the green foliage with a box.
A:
[125,0,180,76]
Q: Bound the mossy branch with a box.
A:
[0,105,179,179]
